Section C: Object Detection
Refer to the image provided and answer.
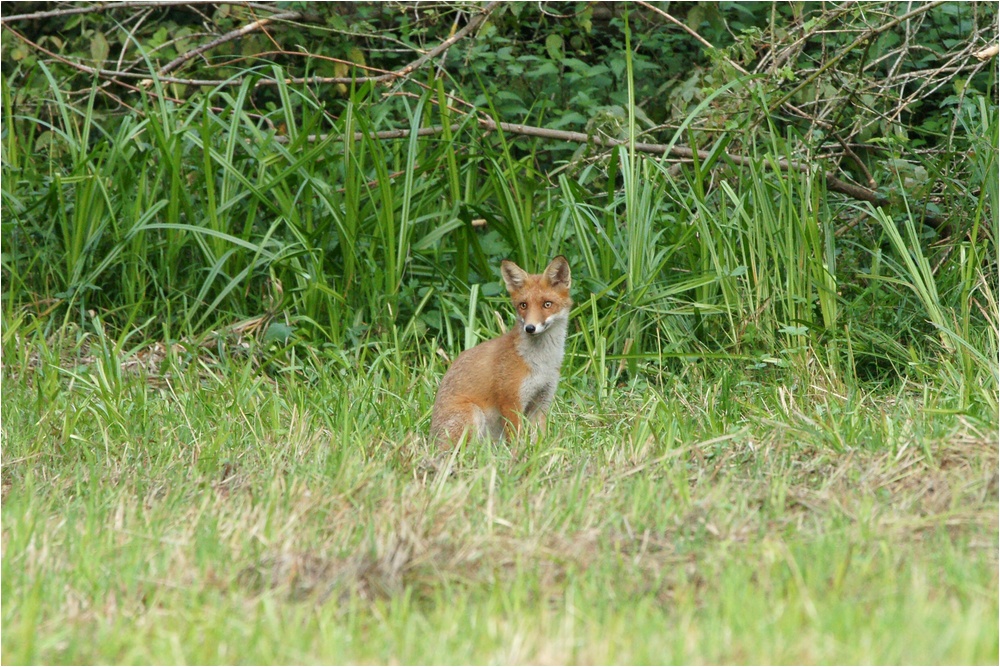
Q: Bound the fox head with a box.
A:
[500,256,572,336]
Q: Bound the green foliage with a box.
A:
[3,46,997,412]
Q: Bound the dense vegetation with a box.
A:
[2,2,997,663]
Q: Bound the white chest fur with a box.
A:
[516,316,567,416]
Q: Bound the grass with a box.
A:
[2,39,998,665]
[2,325,997,664]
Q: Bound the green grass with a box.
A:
[3,37,997,665]
[2,327,996,664]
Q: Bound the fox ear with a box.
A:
[544,256,571,289]
[500,260,528,293]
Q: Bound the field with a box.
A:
[2,321,997,664]
[2,2,998,664]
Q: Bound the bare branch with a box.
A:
[253,0,501,87]
[476,119,948,230]
[278,113,945,231]
[157,10,302,76]
[2,24,218,85]
[769,0,951,112]
[4,1,500,89]
[275,124,463,145]
[0,1,284,24]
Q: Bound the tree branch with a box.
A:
[302,115,944,231]
[768,0,950,112]
[975,44,999,61]
[276,124,463,145]
[157,10,302,76]
[4,1,500,89]
[474,118,946,231]
[256,0,501,87]
[0,1,284,24]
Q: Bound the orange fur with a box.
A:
[431,256,572,445]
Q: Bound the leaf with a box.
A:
[549,112,588,129]
[545,34,563,61]
[609,57,626,79]
[526,61,559,78]
[263,322,295,345]
[90,31,109,64]
[151,27,168,47]
[346,46,366,67]
[633,104,656,129]
[561,57,589,72]
[687,5,705,30]
[495,90,524,102]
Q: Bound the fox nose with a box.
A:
[524,323,536,334]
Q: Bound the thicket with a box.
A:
[2,1,997,411]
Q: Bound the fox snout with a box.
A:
[521,316,556,335]
[523,321,542,335]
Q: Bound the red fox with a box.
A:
[431,256,572,445]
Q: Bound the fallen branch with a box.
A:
[276,124,463,145]
[473,118,945,229]
[295,115,945,232]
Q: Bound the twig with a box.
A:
[768,0,950,111]
[763,2,857,73]
[0,1,284,23]
[214,50,395,77]
[5,1,500,89]
[255,2,497,88]
[157,10,302,75]
[635,1,718,54]
[635,0,840,134]
[370,0,499,83]
[258,0,500,87]
[0,24,231,86]
[274,124,463,145]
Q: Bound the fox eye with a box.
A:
[543,301,552,308]
[519,302,527,310]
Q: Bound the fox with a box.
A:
[430,256,572,446]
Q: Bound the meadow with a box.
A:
[2,2,998,664]
[3,321,997,663]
